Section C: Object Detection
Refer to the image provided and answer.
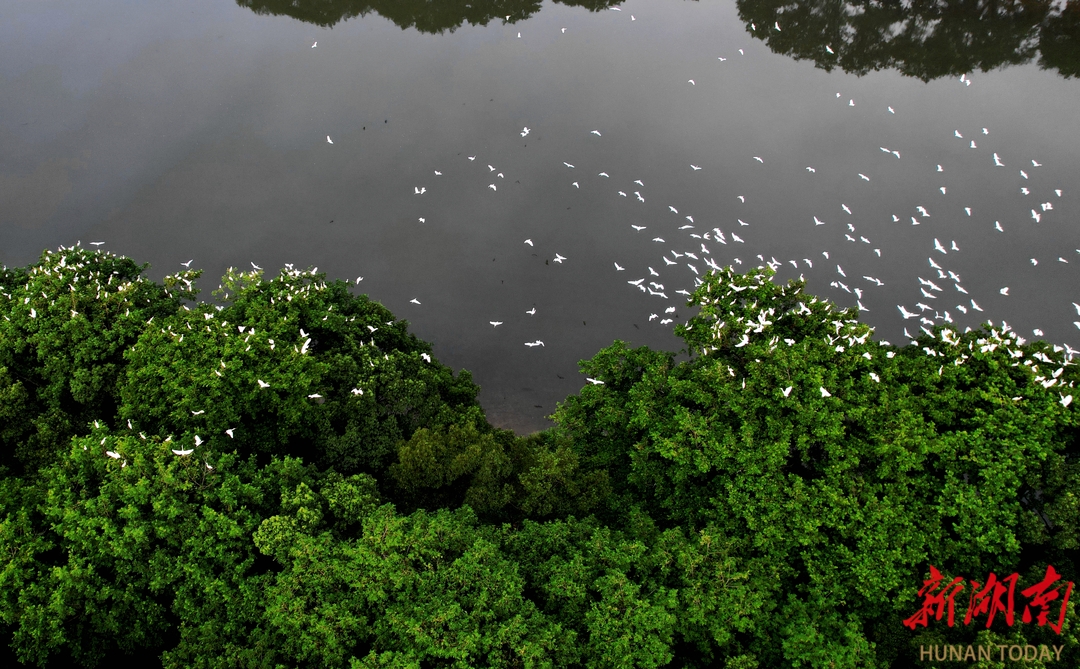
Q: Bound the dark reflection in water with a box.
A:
[237,0,622,31]
[235,0,1080,80]
[737,0,1080,80]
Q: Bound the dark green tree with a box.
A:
[0,246,179,475]
[117,263,486,483]
[3,251,1077,668]
[554,266,1078,666]
[0,429,319,667]
[389,421,610,521]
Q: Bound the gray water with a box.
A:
[2,0,1079,433]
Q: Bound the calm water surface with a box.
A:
[2,0,1079,432]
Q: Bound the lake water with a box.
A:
[2,0,1078,433]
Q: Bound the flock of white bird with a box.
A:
[365,10,1075,355]
[3,250,404,462]
[52,6,1077,445]
[689,267,1075,405]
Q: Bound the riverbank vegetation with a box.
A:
[1,246,1076,667]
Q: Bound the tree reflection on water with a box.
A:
[737,0,1080,80]
[235,0,618,32]
[236,0,1079,80]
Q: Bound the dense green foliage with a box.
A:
[557,267,1079,665]
[2,247,1076,667]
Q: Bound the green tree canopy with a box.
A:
[1,246,486,485]
[1,247,178,474]
[2,251,1076,667]
[554,266,1079,665]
